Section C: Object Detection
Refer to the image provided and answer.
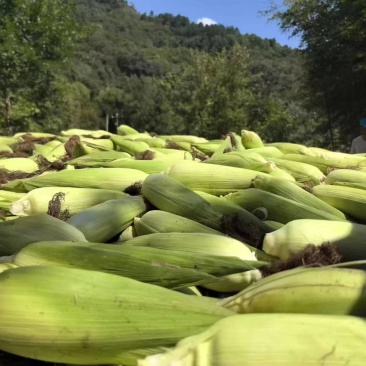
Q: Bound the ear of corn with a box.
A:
[325,168,366,185]
[263,219,366,261]
[163,160,268,195]
[133,211,223,236]
[221,266,366,316]
[141,173,224,231]
[158,135,208,144]
[267,166,296,181]
[241,130,264,148]
[118,225,137,242]
[123,232,265,292]
[0,145,13,153]
[19,168,148,192]
[204,151,273,173]
[0,158,38,173]
[69,150,131,167]
[194,190,275,234]
[0,214,87,255]
[313,184,366,222]
[0,136,19,146]
[67,196,147,242]
[253,175,346,219]
[265,142,314,155]
[110,135,151,155]
[280,153,365,173]
[61,129,112,138]
[191,142,222,156]
[139,313,366,366]
[210,136,235,158]
[0,265,233,364]
[226,188,345,224]
[11,241,262,289]
[117,124,140,135]
[10,187,125,216]
[267,157,325,185]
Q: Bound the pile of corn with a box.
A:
[1,126,366,365]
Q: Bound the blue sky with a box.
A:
[129,0,300,48]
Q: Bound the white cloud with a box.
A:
[196,17,217,26]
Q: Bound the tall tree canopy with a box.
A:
[0,0,81,132]
[268,0,366,148]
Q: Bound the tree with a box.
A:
[0,0,81,132]
[268,0,366,148]
[164,44,253,138]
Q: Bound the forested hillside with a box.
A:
[3,0,362,150]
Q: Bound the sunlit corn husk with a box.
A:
[163,160,267,195]
[0,214,87,255]
[110,134,151,154]
[267,166,296,181]
[210,137,235,158]
[310,147,366,161]
[0,190,25,202]
[262,219,366,261]
[34,143,53,156]
[226,188,345,224]
[69,150,131,167]
[141,173,224,231]
[0,136,19,146]
[61,129,112,138]
[11,241,262,289]
[313,184,366,222]
[158,135,208,144]
[123,232,256,261]
[176,286,202,296]
[134,137,166,148]
[19,168,148,192]
[10,187,125,216]
[241,130,264,149]
[165,140,192,151]
[117,124,140,135]
[0,262,19,273]
[122,232,265,292]
[139,313,366,366]
[0,145,13,153]
[331,181,366,191]
[253,175,346,219]
[236,146,283,158]
[221,266,366,316]
[265,142,315,155]
[105,158,181,174]
[67,196,147,242]
[204,151,273,172]
[224,132,245,151]
[0,158,38,173]
[133,211,223,236]
[13,132,55,138]
[325,168,366,185]
[42,142,67,162]
[191,142,222,156]
[118,225,137,242]
[267,157,325,185]
[115,133,152,141]
[79,137,114,150]
[280,153,366,173]
[0,265,233,365]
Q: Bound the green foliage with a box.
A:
[268,0,366,148]
[0,0,81,132]
[163,44,252,138]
